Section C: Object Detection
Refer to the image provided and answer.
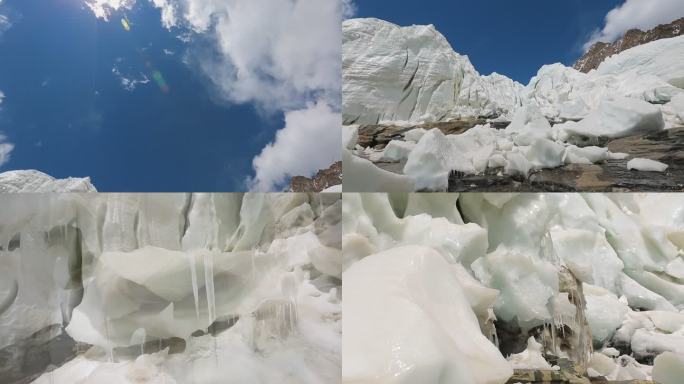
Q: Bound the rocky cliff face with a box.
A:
[289,161,342,192]
[575,18,684,73]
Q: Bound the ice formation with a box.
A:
[342,18,684,191]
[343,193,684,383]
[0,170,96,192]
[0,193,341,384]
[627,158,669,172]
[342,18,524,125]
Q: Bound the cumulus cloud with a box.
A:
[0,133,14,168]
[584,0,684,50]
[85,0,353,190]
[248,101,341,192]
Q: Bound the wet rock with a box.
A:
[448,127,684,192]
[356,118,494,148]
[540,268,592,374]
[0,325,89,384]
[574,18,684,73]
[114,336,187,358]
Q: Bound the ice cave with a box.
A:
[343,193,684,384]
[0,193,341,384]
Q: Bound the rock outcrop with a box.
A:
[575,18,684,73]
[289,162,342,192]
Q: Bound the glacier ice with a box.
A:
[343,245,512,384]
[652,352,684,384]
[342,18,523,125]
[627,157,669,172]
[343,192,684,383]
[0,193,341,384]
[343,18,684,191]
[0,170,96,192]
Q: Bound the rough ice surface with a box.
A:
[343,192,684,383]
[627,157,669,172]
[342,149,415,192]
[652,352,684,384]
[507,337,559,371]
[0,193,341,384]
[343,18,684,191]
[342,18,524,125]
[0,170,97,192]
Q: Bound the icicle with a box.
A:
[251,247,258,281]
[104,317,114,363]
[130,328,147,357]
[188,255,200,321]
[204,252,215,323]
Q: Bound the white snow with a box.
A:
[0,170,96,192]
[627,158,669,172]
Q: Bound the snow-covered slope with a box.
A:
[342,18,524,125]
[343,193,684,383]
[0,193,341,384]
[0,170,97,192]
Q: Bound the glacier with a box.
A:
[0,193,341,384]
[0,170,97,192]
[343,192,684,383]
[342,18,684,191]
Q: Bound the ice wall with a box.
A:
[342,18,524,125]
[342,193,684,383]
[343,18,684,125]
[0,193,341,384]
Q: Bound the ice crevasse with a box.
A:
[342,193,684,384]
[0,193,341,384]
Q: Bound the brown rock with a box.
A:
[574,18,684,73]
[289,161,342,192]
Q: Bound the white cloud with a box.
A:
[0,90,4,104]
[84,0,136,21]
[112,66,150,91]
[0,133,14,168]
[584,0,684,50]
[0,14,10,35]
[248,101,341,191]
[85,0,353,190]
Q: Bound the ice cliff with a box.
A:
[0,170,96,192]
[342,18,684,191]
[0,193,341,384]
[342,193,684,383]
[343,18,684,125]
[342,18,524,125]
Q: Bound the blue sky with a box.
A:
[354,0,626,84]
[0,0,284,191]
